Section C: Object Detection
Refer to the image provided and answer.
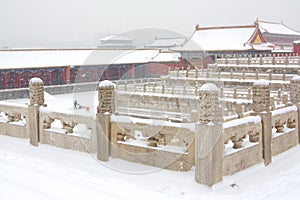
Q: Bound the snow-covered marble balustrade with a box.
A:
[0,78,97,153]
[1,60,300,186]
[39,108,97,153]
[0,102,28,138]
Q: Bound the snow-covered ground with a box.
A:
[1,90,300,199]
[1,135,300,200]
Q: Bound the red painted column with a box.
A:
[65,66,71,84]
[17,72,22,88]
[131,64,135,78]
[118,67,121,79]
[179,57,183,70]
[105,68,108,80]
[3,73,7,89]
[49,71,53,85]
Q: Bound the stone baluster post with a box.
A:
[283,70,287,81]
[233,87,237,99]
[290,76,300,143]
[259,54,263,65]
[195,85,198,96]
[268,70,272,81]
[195,83,223,186]
[28,78,45,146]
[272,55,276,65]
[161,85,165,94]
[124,80,127,91]
[247,55,251,65]
[236,55,240,65]
[96,80,115,161]
[183,84,186,95]
[247,87,251,100]
[277,89,282,105]
[186,68,189,78]
[225,56,228,65]
[172,85,175,95]
[285,56,289,65]
[242,69,246,80]
[255,69,259,80]
[152,84,156,93]
[252,79,272,165]
[219,87,223,99]
[206,69,210,78]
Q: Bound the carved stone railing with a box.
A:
[217,55,300,66]
[116,90,198,122]
[0,102,29,138]
[223,116,263,175]
[39,108,97,153]
[271,106,298,156]
[223,116,262,150]
[110,115,195,171]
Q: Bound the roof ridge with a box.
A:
[257,20,282,25]
[258,20,300,34]
[154,36,187,40]
[195,24,256,31]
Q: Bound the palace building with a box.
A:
[257,20,300,52]
[172,19,300,67]
[0,49,180,89]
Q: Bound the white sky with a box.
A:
[0,0,299,47]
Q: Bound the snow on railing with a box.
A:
[271,105,298,136]
[0,101,28,124]
[216,55,300,66]
[223,116,262,152]
[39,109,96,152]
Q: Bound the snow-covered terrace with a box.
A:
[0,49,180,69]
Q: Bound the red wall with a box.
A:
[294,43,300,54]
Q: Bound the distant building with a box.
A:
[257,20,300,52]
[172,24,274,67]
[145,36,187,49]
[0,49,180,89]
[97,35,136,49]
[172,20,300,68]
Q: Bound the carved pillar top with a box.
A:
[290,76,300,104]
[98,80,116,114]
[253,79,270,113]
[198,83,222,124]
[29,77,44,106]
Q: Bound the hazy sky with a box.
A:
[0,0,299,47]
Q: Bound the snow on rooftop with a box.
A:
[294,40,300,44]
[145,37,187,48]
[109,49,180,64]
[258,21,300,36]
[0,50,91,69]
[100,34,134,42]
[181,26,256,51]
[0,49,180,69]
[254,79,269,86]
